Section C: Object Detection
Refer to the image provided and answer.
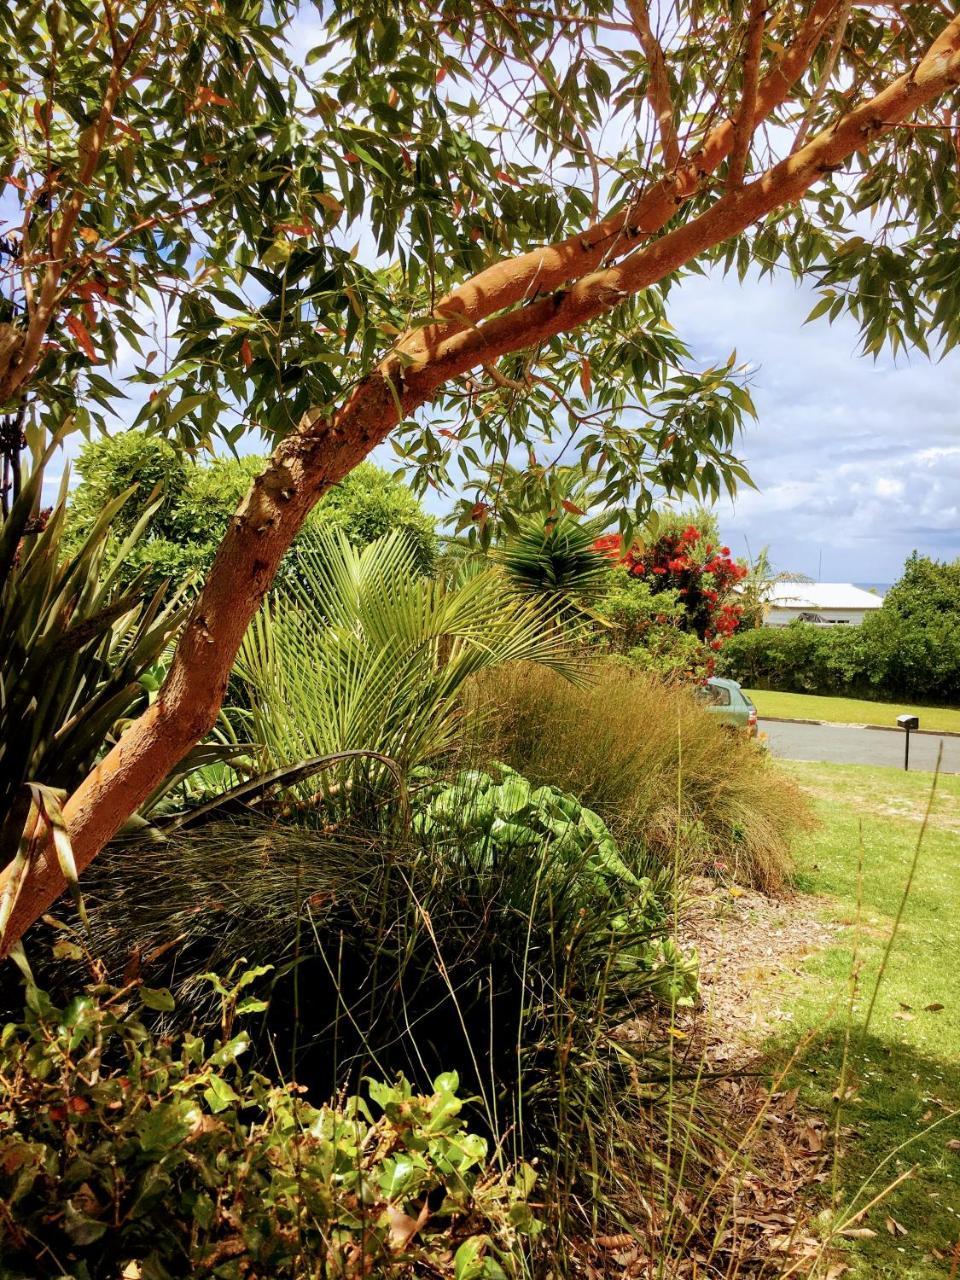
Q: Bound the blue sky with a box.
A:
[665,267,960,583]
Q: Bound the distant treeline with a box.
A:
[718,554,960,705]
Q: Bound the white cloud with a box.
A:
[668,266,960,582]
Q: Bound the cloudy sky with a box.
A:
[665,267,960,584]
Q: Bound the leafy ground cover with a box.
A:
[747,689,960,735]
[763,761,960,1277]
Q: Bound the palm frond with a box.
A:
[233,526,583,810]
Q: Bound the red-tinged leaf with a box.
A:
[561,499,585,515]
[5,175,27,191]
[78,227,99,246]
[496,169,520,186]
[343,151,360,164]
[112,119,142,143]
[65,314,96,362]
[83,302,96,328]
[240,338,253,369]
[438,428,458,439]
[75,280,106,302]
[188,87,236,113]
[436,67,447,84]
[274,221,314,237]
[145,351,157,367]
[32,100,46,132]
[580,358,592,398]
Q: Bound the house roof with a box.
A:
[764,582,884,611]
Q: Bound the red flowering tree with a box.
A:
[595,518,746,654]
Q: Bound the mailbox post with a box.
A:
[897,713,919,771]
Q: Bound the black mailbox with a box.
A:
[897,714,919,770]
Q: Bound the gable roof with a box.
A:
[765,582,883,611]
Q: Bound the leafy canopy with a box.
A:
[66,434,438,587]
[1,1,957,535]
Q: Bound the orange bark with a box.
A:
[2,9,959,952]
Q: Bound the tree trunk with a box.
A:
[2,12,959,953]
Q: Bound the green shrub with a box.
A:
[719,555,960,704]
[716,621,871,695]
[592,568,711,680]
[307,461,437,574]
[469,662,813,892]
[412,764,697,1004]
[47,803,693,1251]
[0,978,536,1279]
[67,433,438,591]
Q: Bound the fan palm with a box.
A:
[233,526,582,813]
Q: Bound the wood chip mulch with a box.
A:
[580,878,850,1279]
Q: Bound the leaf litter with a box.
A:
[579,878,846,1278]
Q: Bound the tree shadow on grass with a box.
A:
[756,1025,960,1278]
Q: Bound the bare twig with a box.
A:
[791,0,854,153]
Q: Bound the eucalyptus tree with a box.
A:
[2,0,960,945]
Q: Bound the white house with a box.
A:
[762,582,884,628]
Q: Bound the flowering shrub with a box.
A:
[594,522,746,657]
[593,568,713,681]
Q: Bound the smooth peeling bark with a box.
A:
[0,369,408,948]
[2,10,960,952]
[406,17,960,383]
[430,0,841,328]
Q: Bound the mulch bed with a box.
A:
[581,878,848,1278]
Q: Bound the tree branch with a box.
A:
[3,4,956,953]
[727,0,768,188]
[432,0,841,330]
[626,0,680,170]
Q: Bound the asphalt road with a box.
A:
[760,719,960,774]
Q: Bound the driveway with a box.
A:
[760,719,960,774]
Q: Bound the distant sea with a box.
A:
[855,583,892,597]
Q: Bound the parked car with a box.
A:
[696,676,758,737]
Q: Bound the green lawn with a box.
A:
[764,761,960,1277]
[747,689,960,735]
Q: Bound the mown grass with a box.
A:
[766,761,960,1277]
[746,689,960,735]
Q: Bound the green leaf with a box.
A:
[139,986,176,1012]
[203,1075,240,1113]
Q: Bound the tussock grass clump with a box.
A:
[37,808,711,1260]
[469,662,813,892]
